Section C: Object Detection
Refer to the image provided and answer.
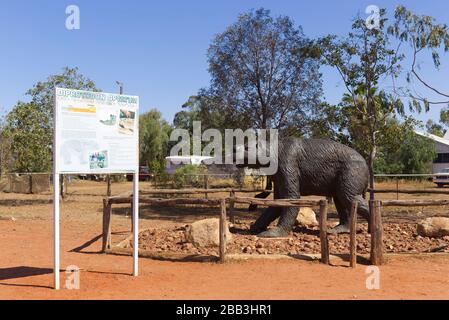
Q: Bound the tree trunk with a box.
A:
[368,145,376,201]
[60,174,65,199]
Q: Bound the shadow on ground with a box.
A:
[0,266,53,288]
[0,199,53,207]
[111,205,261,223]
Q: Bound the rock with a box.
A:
[0,216,16,221]
[182,243,193,250]
[296,207,318,227]
[186,218,232,248]
[417,217,449,238]
[304,242,315,249]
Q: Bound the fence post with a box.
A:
[107,175,112,197]
[229,190,236,224]
[219,199,227,263]
[396,179,399,200]
[370,200,383,265]
[102,198,112,252]
[349,201,358,268]
[28,174,33,194]
[204,174,209,199]
[319,199,329,264]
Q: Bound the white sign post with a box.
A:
[53,88,139,289]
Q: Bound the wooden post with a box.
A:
[107,175,112,197]
[396,179,399,200]
[349,201,358,268]
[28,174,33,194]
[370,200,383,265]
[219,199,227,263]
[204,175,209,199]
[102,198,112,252]
[229,191,236,224]
[319,199,329,265]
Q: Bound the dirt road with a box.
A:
[1,180,449,299]
[1,218,449,300]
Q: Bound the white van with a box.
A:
[433,168,449,187]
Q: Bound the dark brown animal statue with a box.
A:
[239,137,370,238]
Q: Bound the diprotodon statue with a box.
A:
[241,137,370,238]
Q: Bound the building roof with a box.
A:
[414,130,449,147]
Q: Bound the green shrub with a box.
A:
[172,165,205,189]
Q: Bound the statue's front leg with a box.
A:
[250,207,282,234]
[257,177,300,238]
[257,207,297,238]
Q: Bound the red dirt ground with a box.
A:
[2,180,449,299]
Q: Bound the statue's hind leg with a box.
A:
[328,195,370,234]
[355,195,371,233]
[355,195,370,222]
[328,196,351,234]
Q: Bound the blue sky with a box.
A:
[1,0,449,125]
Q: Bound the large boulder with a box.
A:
[296,207,318,227]
[417,217,449,238]
[186,218,232,248]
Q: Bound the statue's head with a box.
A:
[231,131,279,176]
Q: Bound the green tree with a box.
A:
[395,132,436,174]
[206,8,322,132]
[3,67,99,172]
[27,67,98,120]
[337,90,407,160]
[174,91,230,132]
[375,128,436,174]
[0,115,12,175]
[391,5,449,108]
[139,109,172,172]
[3,102,51,172]
[426,119,445,137]
[305,102,348,142]
[319,9,411,200]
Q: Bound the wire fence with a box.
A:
[0,172,447,198]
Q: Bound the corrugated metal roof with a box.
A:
[414,131,449,146]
